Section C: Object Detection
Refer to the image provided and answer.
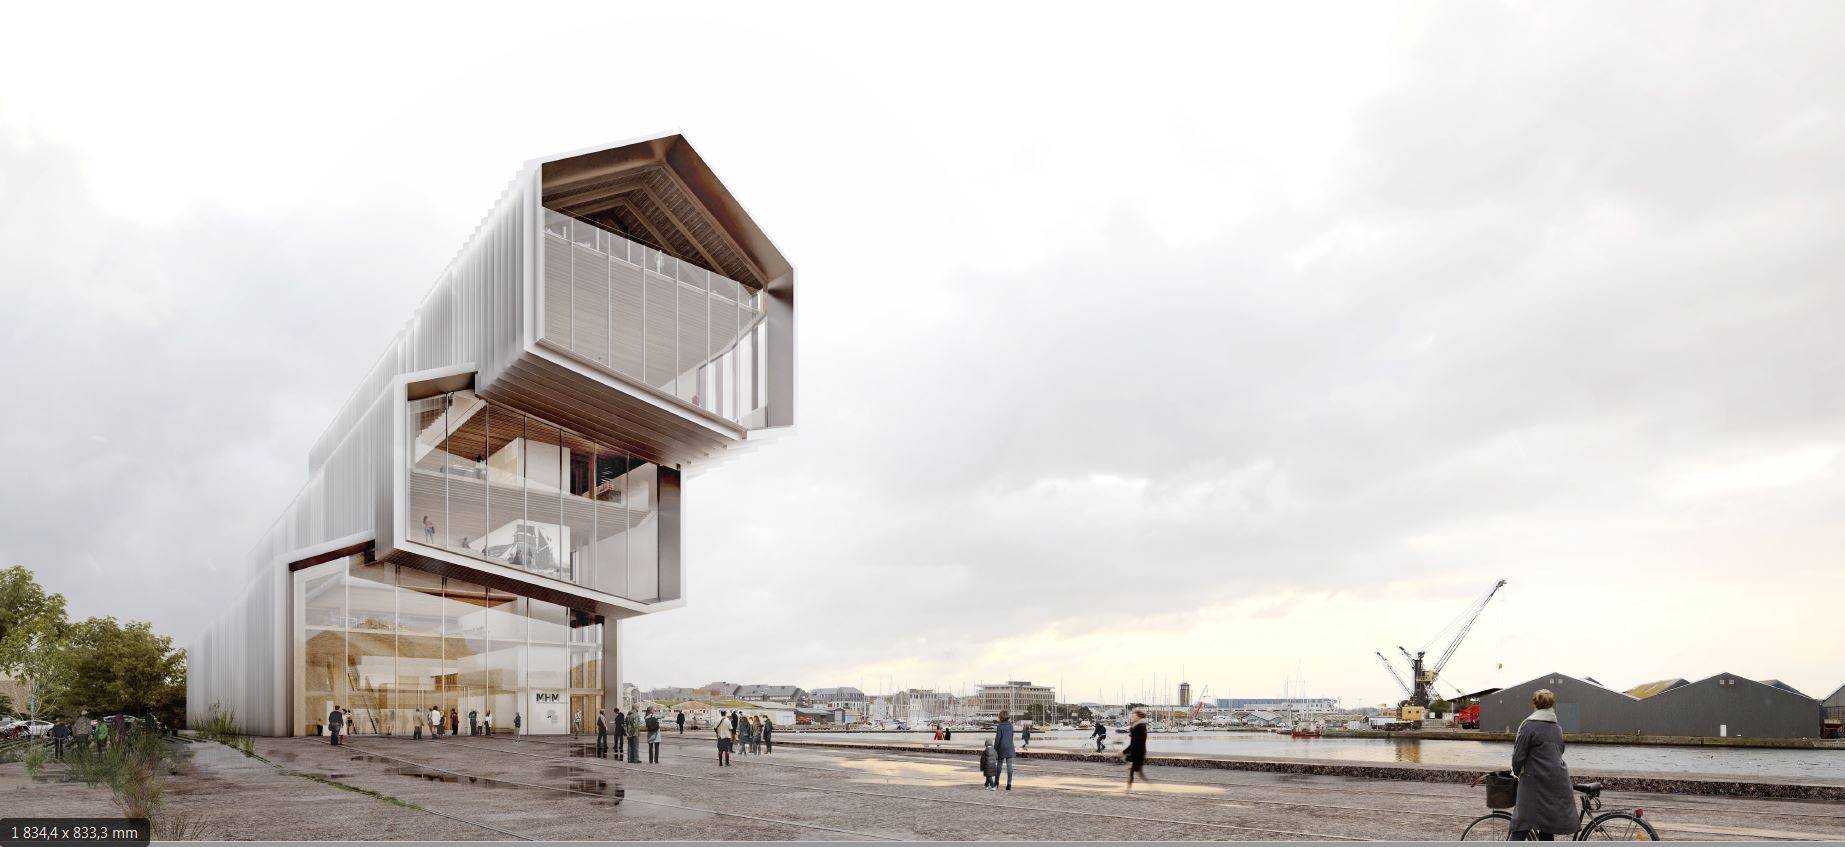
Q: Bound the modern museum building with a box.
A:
[187,134,794,736]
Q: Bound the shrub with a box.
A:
[22,742,48,778]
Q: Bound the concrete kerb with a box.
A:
[772,738,1845,801]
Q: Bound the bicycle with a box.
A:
[1461,778,1660,840]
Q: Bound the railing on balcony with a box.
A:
[542,210,768,429]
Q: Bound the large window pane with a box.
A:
[408,396,447,548]
[522,417,564,580]
[561,430,597,589]
[592,447,629,599]
[484,405,526,569]
[445,391,488,552]
[626,462,659,602]
[611,261,644,378]
[677,268,708,403]
[294,560,344,735]
[644,269,678,390]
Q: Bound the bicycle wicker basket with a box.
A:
[1483,770,1518,809]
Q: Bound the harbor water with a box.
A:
[794,729,1845,781]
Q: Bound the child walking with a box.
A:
[980,739,998,790]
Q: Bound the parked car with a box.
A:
[21,720,54,737]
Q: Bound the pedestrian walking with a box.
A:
[646,707,662,763]
[429,706,443,739]
[980,739,998,789]
[1022,722,1033,748]
[469,709,479,736]
[484,709,494,735]
[716,713,732,766]
[328,705,344,746]
[1510,689,1575,841]
[514,712,523,735]
[751,716,765,754]
[1092,719,1108,752]
[595,710,610,758]
[50,721,69,760]
[676,710,686,734]
[992,710,1017,791]
[1124,709,1151,789]
[762,716,774,753]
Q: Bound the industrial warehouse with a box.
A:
[1477,672,1830,739]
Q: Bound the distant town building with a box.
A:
[1824,684,1844,738]
[1481,671,1826,738]
[1178,682,1192,707]
[735,684,806,703]
[695,682,742,699]
[810,686,867,702]
[974,681,1056,715]
[1212,697,1338,712]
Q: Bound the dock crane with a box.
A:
[1375,579,1506,725]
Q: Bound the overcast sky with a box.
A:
[3,2,1842,708]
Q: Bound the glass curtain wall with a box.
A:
[542,210,769,426]
[292,556,602,737]
[407,392,662,602]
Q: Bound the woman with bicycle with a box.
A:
[1510,689,1575,840]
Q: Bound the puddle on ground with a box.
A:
[339,751,625,803]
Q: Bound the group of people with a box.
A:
[713,709,774,765]
[44,712,154,760]
[324,705,517,745]
[594,706,685,762]
[978,709,1151,791]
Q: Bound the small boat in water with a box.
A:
[1289,720,1324,738]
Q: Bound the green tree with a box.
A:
[1024,703,1047,723]
[0,565,69,713]
[40,616,186,725]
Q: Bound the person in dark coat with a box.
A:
[1021,722,1032,747]
[1124,709,1150,789]
[595,710,610,757]
[328,706,344,746]
[469,709,479,736]
[676,710,686,734]
[979,739,997,788]
[50,721,70,760]
[612,707,627,753]
[762,717,774,753]
[1092,719,1108,752]
[1510,689,1576,840]
[992,710,1017,790]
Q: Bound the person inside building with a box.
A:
[1510,689,1575,840]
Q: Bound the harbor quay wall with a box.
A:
[774,738,1845,801]
[1325,727,1845,749]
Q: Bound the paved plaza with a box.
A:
[6,734,1845,840]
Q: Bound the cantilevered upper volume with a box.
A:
[188,134,794,736]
